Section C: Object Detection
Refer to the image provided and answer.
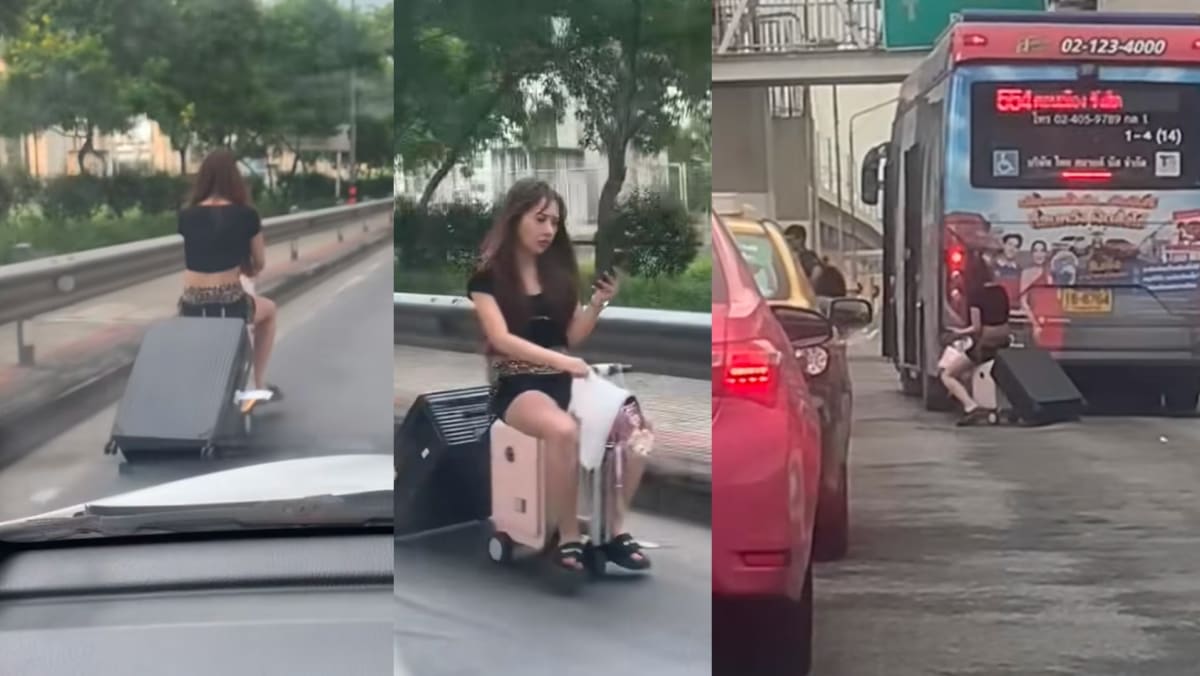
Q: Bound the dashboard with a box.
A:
[0,532,393,676]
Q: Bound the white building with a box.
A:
[402,94,680,236]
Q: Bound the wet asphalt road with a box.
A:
[0,248,394,522]
[813,352,1200,675]
[394,512,711,676]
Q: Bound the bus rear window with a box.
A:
[969,80,1200,190]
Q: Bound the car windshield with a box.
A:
[0,0,396,539]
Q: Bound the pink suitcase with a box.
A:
[486,366,641,583]
[488,419,548,552]
[486,419,619,562]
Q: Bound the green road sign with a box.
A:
[882,0,1047,50]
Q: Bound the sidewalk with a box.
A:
[394,345,712,519]
[0,216,392,465]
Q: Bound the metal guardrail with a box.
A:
[0,199,393,329]
[394,293,711,381]
[713,0,881,54]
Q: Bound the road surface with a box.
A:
[394,512,711,676]
[0,246,395,522]
[813,352,1200,675]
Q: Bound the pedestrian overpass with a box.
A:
[712,0,926,87]
[711,0,916,254]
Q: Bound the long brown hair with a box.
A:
[477,179,578,330]
[187,149,252,207]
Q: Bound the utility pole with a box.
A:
[348,0,358,199]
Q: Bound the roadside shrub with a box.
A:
[39,175,108,219]
[608,189,700,279]
[277,172,337,208]
[356,174,393,200]
[395,198,493,271]
[107,172,189,214]
[0,205,173,264]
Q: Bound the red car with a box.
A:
[712,213,831,676]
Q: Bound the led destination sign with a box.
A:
[971,81,1198,189]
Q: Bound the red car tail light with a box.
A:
[713,338,781,408]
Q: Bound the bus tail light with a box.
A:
[963,33,988,47]
[947,242,968,313]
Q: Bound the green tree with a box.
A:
[667,99,711,213]
[398,0,564,206]
[0,13,133,173]
[259,0,374,176]
[0,0,187,172]
[557,0,710,272]
[352,0,395,173]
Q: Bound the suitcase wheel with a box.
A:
[487,531,514,565]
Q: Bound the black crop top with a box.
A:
[467,268,569,349]
[178,204,262,273]
[971,284,1010,327]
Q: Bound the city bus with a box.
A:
[860,10,1200,413]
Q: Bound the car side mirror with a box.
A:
[772,306,833,349]
[830,297,872,331]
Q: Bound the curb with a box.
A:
[392,408,711,527]
[0,229,392,471]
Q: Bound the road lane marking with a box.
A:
[335,274,366,295]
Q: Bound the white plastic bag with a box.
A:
[568,371,631,471]
[937,336,973,372]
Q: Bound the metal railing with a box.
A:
[714,0,882,54]
[0,199,394,363]
[394,293,711,381]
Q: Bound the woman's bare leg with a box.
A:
[609,448,647,536]
[503,390,582,568]
[940,361,978,412]
[250,295,277,389]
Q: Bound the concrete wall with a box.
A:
[769,117,814,222]
[712,86,817,223]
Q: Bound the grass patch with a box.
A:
[395,258,711,312]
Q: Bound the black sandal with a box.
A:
[266,384,284,403]
[956,407,988,426]
[554,541,585,572]
[603,533,651,571]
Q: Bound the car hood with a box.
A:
[0,454,392,526]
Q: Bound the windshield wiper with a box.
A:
[0,491,393,543]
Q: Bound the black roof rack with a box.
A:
[957,10,1200,26]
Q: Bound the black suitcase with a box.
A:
[395,386,492,535]
[108,317,251,459]
[991,347,1084,426]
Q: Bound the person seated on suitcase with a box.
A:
[177,149,282,400]
[467,178,652,575]
[939,256,1011,425]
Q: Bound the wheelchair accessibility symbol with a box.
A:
[993,150,1019,178]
